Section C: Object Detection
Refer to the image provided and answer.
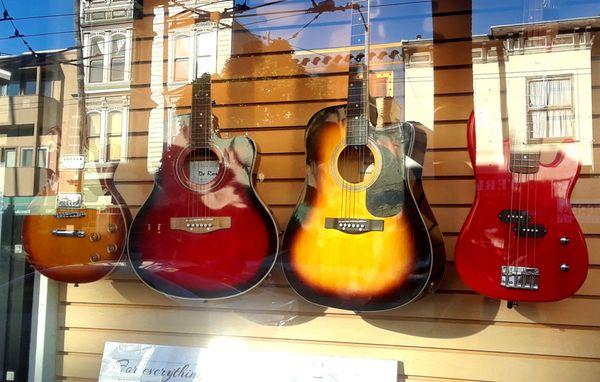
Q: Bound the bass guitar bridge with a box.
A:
[501,266,539,290]
[324,218,384,234]
[170,217,231,234]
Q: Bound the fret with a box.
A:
[345,0,370,146]
[509,151,541,174]
[191,73,213,149]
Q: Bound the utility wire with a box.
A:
[0,0,38,56]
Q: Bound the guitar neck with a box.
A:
[191,74,213,149]
[346,0,370,147]
[509,150,541,174]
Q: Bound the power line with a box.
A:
[0,0,39,57]
[4,12,75,21]
[0,30,75,41]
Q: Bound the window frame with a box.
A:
[526,74,576,143]
[36,147,49,168]
[20,147,34,167]
[86,106,128,164]
[109,33,127,82]
[84,30,132,86]
[168,23,218,85]
[105,109,124,162]
[1,148,17,167]
[88,35,106,84]
[171,33,192,84]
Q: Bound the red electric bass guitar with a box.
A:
[455,113,588,304]
[128,74,279,299]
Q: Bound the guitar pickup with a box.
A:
[501,266,539,290]
[57,193,83,209]
[170,217,231,234]
[324,218,384,234]
[513,223,547,238]
[498,209,531,224]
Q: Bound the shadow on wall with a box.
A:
[360,292,501,339]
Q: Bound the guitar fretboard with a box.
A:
[191,74,213,149]
[509,151,541,174]
[346,0,370,147]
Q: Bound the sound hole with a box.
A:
[184,148,221,185]
[337,145,375,184]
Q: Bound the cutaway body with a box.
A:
[282,106,445,311]
[455,116,588,302]
[128,134,279,299]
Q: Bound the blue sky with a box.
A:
[0,0,598,55]
[0,0,75,55]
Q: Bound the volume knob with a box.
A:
[559,237,570,245]
[560,264,570,272]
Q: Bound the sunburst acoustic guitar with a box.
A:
[281,0,445,311]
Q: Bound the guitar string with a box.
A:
[506,130,514,272]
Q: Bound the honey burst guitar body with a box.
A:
[128,76,278,299]
[455,114,588,302]
[23,165,130,284]
[282,106,445,311]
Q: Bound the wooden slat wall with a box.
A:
[56,1,600,381]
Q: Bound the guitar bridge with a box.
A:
[324,218,384,234]
[55,211,86,219]
[170,217,231,234]
[501,266,539,290]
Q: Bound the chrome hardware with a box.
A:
[501,266,539,290]
[325,218,384,234]
[57,193,83,209]
[559,237,570,245]
[106,244,118,254]
[55,212,86,219]
[51,229,86,238]
[90,254,100,262]
[107,223,118,233]
[89,233,101,242]
[560,264,570,272]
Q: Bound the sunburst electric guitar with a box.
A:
[22,121,130,284]
[282,0,445,311]
[455,113,588,303]
[128,74,279,299]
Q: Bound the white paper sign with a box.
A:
[99,342,397,382]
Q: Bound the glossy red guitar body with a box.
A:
[455,114,588,302]
[128,136,279,299]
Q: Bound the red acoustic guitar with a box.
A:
[127,74,279,299]
[455,113,588,304]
